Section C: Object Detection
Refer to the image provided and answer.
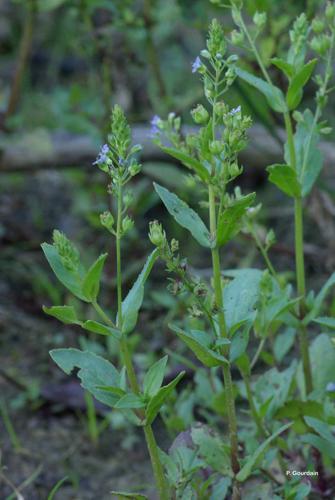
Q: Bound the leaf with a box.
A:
[170,325,228,368]
[145,372,185,425]
[191,425,231,474]
[230,324,251,363]
[143,356,168,397]
[47,476,68,500]
[217,193,255,246]
[50,348,121,407]
[286,59,317,110]
[287,109,323,196]
[301,434,335,459]
[114,393,145,409]
[274,400,323,421]
[274,328,296,363]
[235,67,287,113]
[271,58,294,79]
[154,183,211,248]
[267,164,301,198]
[111,491,148,500]
[297,334,335,396]
[43,305,80,325]
[82,320,121,340]
[304,417,335,443]
[82,253,108,302]
[120,249,159,334]
[313,316,335,330]
[236,423,292,482]
[160,146,210,182]
[223,269,263,333]
[41,243,88,301]
[304,273,335,325]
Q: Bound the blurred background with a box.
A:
[0,0,334,498]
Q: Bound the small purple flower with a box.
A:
[192,56,201,73]
[326,382,335,392]
[229,105,241,116]
[149,115,161,137]
[93,143,109,165]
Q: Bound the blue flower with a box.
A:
[192,56,201,73]
[229,105,241,116]
[94,144,109,165]
[326,382,335,392]
[150,115,161,137]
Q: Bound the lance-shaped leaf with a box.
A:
[304,272,335,325]
[217,193,255,247]
[154,183,212,248]
[236,422,292,482]
[160,146,210,182]
[114,393,145,409]
[82,320,121,340]
[170,324,228,367]
[271,58,294,79]
[286,109,323,197]
[111,491,148,500]
[41,243,88,301]
[286,59,317,110]
[235,67,287,113]
[267,164,301,198]
[82,253,108,302]
[43,305,81,325]
[223,269,263,333]
[313,317,335,330]
[145,371,185,424]
[230,323,252,363]
[50,348,121,407]
[143,355,168,397]
[120,249,159,334]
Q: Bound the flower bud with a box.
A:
[100,211,115,233]
[200,49,211,59]
[170,238,179,253]
[149,220,166,247]
[326,2,335,22]
[191,104,209,124]
[312,18,325,34]
[209,140,224,154]
[265,229,276,249]
[122,216,134,234]
[253,11,267,29]
[129,161,141,177]
[231,29,244,45]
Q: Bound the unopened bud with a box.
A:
[148,220,166,247]
[210,140,224,154]
[100,211,115,232]
[253,11,267,29]
[191,104,209,124]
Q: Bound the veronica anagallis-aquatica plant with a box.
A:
[225,0,335,396]
[148,20,293,499]
[41,106,184,500]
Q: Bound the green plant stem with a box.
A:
[114,182,169,499]
[208,186,240,489]
[249,224,278,282]
[84,391,98,445]
[284,111,313,395]
[0,399,21,451]
[243,375,266,437]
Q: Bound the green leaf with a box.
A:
[304,416,335,444]
[313,316,335,330]
[120,249,159,334]
[274,400,323,421]
[297,334,335,396]
[41,243,88,301]
[82,253,108,302]
[154,183,211,248]
[43,305,80,325]
[230,324,251,363]
[111,492,148,500]
[236,423,292,482]
[143,356,168,397]
[274,328,296,363]
[145,372,185,424]
[82,320,121,340]
[160,146,210,182]
[191,425,231,474]
[286,59,317,110]
[223,269,263,333]
[50,348,121,407]
[304,273,335,325]
[170,325,228,368]
[271,58,294,79]
[301,434,335,459]
[267,164,301,197]
[235,67,287,113]
[114,393,145,409]
[47,476,68,500]
[217,193,255,246]
[287,109,323,197]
